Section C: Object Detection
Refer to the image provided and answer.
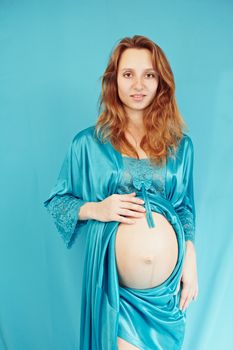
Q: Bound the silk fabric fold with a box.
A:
[44,125,195,349]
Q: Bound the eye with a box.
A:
[123,72,132,78]
[123,72,156,78]
[146,73,156,78]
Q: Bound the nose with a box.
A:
[133,77,144,90]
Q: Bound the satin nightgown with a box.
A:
[43,125,196,349]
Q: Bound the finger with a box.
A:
[179,294,187,311]
[115,214,136,224]
[121,202,146,213]
[182,289,195,311]
[120,194,145,205]
[180,294,189,311]
[118,208,146,218]
[193,290,198,301]
[182,298,189,312]
[179,286,191,310]
[182,293,193,312]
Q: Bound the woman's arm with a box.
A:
[179,240,199,312]
[44,136,89,248]
[78,201,98,220]
[175,135,198,311]
[175,135,196,245]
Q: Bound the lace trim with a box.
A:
[117,157,166,196]
[176,206,195,243]
[44,194,87,248]
[117,158,166,228]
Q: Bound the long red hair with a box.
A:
[94,35,188,166]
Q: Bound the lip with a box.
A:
[130,94,146,101]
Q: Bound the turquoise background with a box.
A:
[1,0,233,349]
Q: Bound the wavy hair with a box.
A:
[94,35,188,166]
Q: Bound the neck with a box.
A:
[126,123,145,138]
[124,107,144,130]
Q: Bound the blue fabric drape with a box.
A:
[43,125,195,349]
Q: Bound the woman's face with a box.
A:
[117,48,159,118]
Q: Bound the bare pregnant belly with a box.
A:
[115,211,178,289]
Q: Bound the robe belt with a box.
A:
[132,178,156,229]
[141,183,156,228]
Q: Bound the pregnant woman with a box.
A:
[44,35,199,350]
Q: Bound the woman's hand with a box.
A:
[179,241,199,312]
[92,192,146,224]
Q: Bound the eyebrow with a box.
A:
[120,68,155,71]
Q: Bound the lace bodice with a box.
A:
[116,156,166,228]
[117,157,166,195]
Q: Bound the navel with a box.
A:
[143,255,154,264]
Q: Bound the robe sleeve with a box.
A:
[43,136,88,249]
[174,135,196,244]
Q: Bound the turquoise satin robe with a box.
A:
[43,125,196,349]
